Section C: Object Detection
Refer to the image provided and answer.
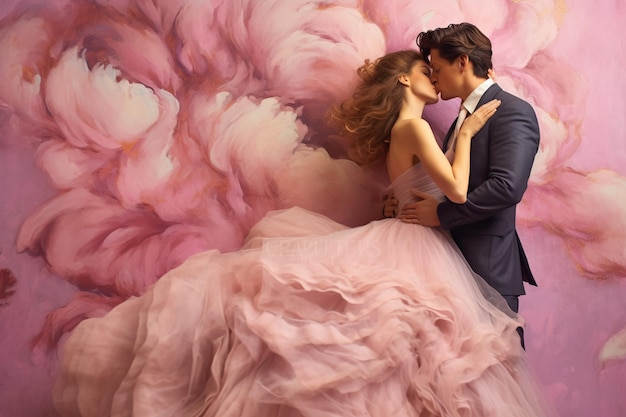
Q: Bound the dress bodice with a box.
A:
[391,163,445,210]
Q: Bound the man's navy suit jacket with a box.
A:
[439,83,539,296]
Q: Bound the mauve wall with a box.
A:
[0,1,624,416]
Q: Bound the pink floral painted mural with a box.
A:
[0,0,624,416]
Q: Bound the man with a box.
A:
[399,23,540,347]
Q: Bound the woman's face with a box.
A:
[408,60,439,104]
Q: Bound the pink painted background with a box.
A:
[1,1,624,416]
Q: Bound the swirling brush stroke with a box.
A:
[2,0,388,346]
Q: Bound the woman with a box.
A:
[53,51,552,417]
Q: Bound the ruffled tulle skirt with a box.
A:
[53,207,552,417]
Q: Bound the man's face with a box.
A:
[429,49,462,100]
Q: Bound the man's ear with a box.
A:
[458,54,469,72]
[398,74,410,86]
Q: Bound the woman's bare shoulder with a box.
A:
[391,118,431,142]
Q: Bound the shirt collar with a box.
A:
[462,78,494,114]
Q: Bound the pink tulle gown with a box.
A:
[53,163,554,417]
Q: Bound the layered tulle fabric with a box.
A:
[53,165,553,417]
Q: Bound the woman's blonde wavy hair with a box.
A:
[329,50,425,165]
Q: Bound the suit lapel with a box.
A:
[442,84,502,152]
[476,83,502,107]
[442,120,456,152]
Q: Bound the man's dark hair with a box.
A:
[416,22,492,78]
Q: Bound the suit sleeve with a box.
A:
[437,97,540,228]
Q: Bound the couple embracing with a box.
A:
[53,23,553,417]
[385,22,538,348]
